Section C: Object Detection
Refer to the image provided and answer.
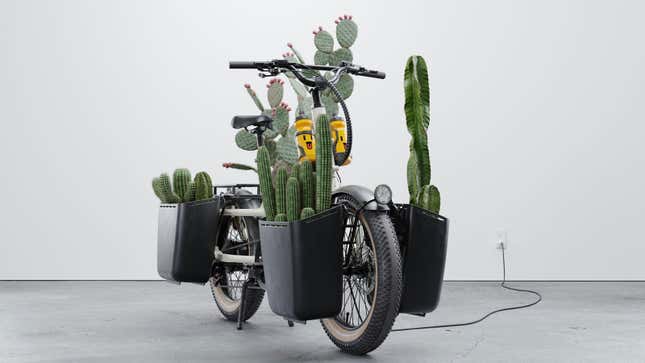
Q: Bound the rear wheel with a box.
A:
[210,197,264,322]
[321,194,402,355]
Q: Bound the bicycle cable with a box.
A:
[390,246,542,332]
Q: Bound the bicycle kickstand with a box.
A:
[237,279,251,330]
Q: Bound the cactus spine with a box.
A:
[275,167,288,216]
[257,146,276,221]
[298,160,315,209]
[315,113,333,212]
[300,207,315,220]
[194,171,213,201]
[286,177,301,221]
[173,169,191,202]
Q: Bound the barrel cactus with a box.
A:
[404,55,441,213]
[173,169,191,202]
[194,171,213,201]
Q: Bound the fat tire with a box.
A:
[321,195,402,355]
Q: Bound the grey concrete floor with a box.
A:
[2,281,644,363]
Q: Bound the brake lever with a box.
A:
[258,68,281,78]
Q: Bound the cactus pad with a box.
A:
[332,74,354,101]
[331,47,353,66]
[235,129,258,151]
[314,50,331,65]
[335,15,357,48]
[267,78,284,108]
[313,27,334,53]
[276,134,299,164]
[273,102,291,136]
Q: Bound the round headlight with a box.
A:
[374,184,392,205]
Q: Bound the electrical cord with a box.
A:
[391,246,542,332]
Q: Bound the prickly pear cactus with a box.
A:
[273,102,291,136]
[335,15,357,48]
[275,167,288,216]
[298,160,315,209]
[235,129,258,151]
[257,146,276,221]
[194,171,213,201]
[173,169,191,202]
[267,78,284,108]
[315,114,333,212]
[313,27,334,53]
[300,207,315,220]
[286,176,301,221]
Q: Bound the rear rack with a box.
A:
[213,184,261,198]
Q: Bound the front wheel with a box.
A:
[321,194,402,355]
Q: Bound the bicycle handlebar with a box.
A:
[228,60,385,79]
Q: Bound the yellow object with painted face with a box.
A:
[330,117,351,166]
[295,117,316,162]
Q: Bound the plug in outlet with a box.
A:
[495,229,508,250]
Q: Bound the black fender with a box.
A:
[333,185,389,211]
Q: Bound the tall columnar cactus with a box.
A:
[298,160,315,209]
[275,213,287,222]
[257,146,276,221]
[194,171,213,201]
[275,166,288,216]
[173,169,191,202]
[404,55,441,213]
[315,114,333,212]
[286,177,301,221]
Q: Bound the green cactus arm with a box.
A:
[275,167,288,215]
[244,84,265,112]
[152,177,165,202]
[222,162,257,172]
[335,15,358,48]
[287,43,307,64]
[286,176,301,221]
[315,113,333,212]
[159,173,180,203]
[407,150,419,204]
[173,168,191,202]
[194,171,213,201]
[298,160,315,209]
[428,185,441,213]
[257,146,276,221]
[404,56,431,186]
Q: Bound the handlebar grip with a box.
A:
[358,69,386,79]
[229,61,257,69]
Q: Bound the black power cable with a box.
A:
[391,246,542,332]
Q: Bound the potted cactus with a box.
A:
[397,55,449,314]
[152,169,223,284]
[256,110,344,321]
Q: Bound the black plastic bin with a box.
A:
[259,206,344,321]
[397,204,449,314]
[157,197,224,284]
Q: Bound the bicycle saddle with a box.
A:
[231,115,273,130]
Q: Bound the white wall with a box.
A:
[1,1,643,280]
